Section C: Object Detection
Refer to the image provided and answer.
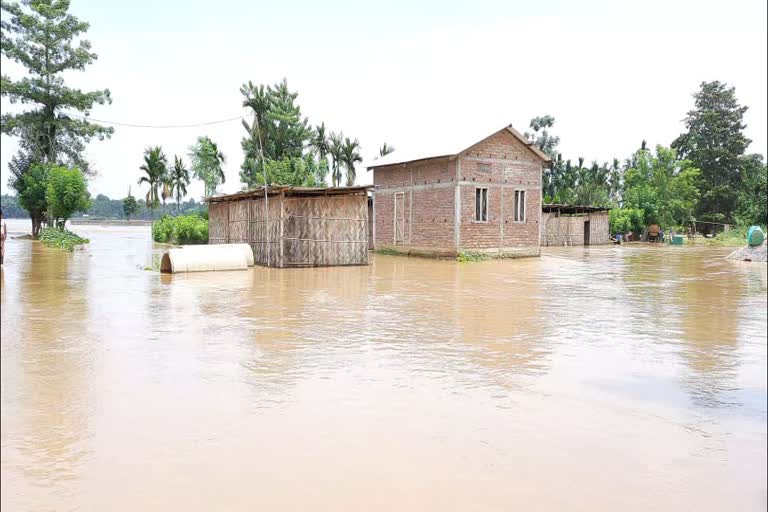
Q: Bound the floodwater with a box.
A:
[1,218,766,511]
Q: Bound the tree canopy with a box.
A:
[671,81,750,222]
[46,165,90,227]
[1,0,113,171]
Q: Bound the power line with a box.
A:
[70,114,243,129]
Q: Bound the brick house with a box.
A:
[367,125,551,258]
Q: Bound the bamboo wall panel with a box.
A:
[208,202,228,244]
[209,192,369,267]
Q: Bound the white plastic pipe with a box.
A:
[180,244,254,266]
[160,244,254,273]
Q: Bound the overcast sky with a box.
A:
[1,0,766,200]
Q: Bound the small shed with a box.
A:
[541,203,611,246]
[206,186,372,268]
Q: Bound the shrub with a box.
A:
[609,207,645,235]
[152,214,208,244]
[457,250,490,262]
[39,227,90,251]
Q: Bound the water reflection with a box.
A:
[12,243,92,502]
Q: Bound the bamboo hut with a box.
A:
[206,186,372,268]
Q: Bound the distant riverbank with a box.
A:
[69,219,153,226]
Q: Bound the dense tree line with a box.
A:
[1,193,206,221]
[530,81,767,232]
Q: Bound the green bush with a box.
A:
[152,214,208,244]
[609,207,645,235]
[457,250,491,262]
[39,227,90,251]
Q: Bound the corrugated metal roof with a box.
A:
[366,125,551,170]
[542,203,612,214]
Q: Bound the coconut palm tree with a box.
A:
[311,123,330,162]
[379,143,395,157]
[328,132,344,187]
[138,146,168,218]
[342,137,362,187]
[169,155,191,213]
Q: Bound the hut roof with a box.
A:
[366,125,552,170]
[542,203,612,214]
[205,185,373,203]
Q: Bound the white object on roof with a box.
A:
[366,124,551,170]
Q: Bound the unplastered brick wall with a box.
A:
[459,130,541,187]
[459,185,540,249]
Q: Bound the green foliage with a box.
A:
[122,192,139,220]
[46,166,91,227]
[609,207,645,234]
[622,146,700,228]
[457,250,491,262]
[379,143,395,157]
[152,215,208,244]
[168,155,191,212]
[39,227,89,251]
[239,79,359,188]
[1,194,26,217]
[374,247,401,256]
[1,0,112,172]
[189,136,225,196]
[14,162,50,235]
[734,154,767,226]
[138,146,168,212]
[342,137,362,186]
[525,115,560,160]
[671,81,750,222]
[251,155,329,187]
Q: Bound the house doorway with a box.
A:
[394,192,405,245]
[584,220,590,246]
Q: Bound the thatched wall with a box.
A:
[208,189,369,267]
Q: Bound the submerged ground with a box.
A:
[1,219,766,511]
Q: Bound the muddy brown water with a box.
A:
[1,219,766,511]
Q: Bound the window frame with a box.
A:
[475,187,489,223]
[514,189,526,223]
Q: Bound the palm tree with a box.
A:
[342,137,362,187]
[328,132,344,187]
[138,146,168,218]
[169,155,191,213]
[379,143,395,157]
[311,123,330,162]
[189,136,226,196]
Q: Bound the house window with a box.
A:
[475,188,488,222]
[514,190,526,223]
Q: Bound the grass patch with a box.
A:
[152,214,208,244]
[374,247,402,256]
[39,227,90,251]
[702,225,766,247]
[457,250,491,262]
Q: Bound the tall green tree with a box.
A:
[311,123,330,161]
[122,187,139,220]
[328,132,344,187]
[46,165,90,228]
[671,81,750,222]
[239,78,311,188]
[1,0,113,171]
[623,145,700,228]
[137,146,167,216]
[524,115,560,160]
[14,162,50,236]
[734,153,767,226]
[342,137,362,186]
[189,136,226,196]
[168,155,191,213]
